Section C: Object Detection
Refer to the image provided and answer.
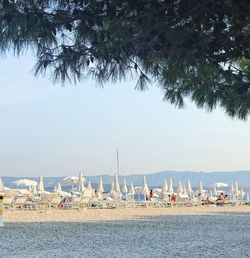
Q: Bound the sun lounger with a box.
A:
[3,196,15,210]
[12,197,28,210]
[49,196,62,209]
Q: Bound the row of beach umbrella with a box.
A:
[0,173,246,198]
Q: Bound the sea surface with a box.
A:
[1,213,250,258]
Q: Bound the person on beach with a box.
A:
[171,193,177,202]
[149,189,153,200]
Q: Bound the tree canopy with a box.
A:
[0,0,250,119]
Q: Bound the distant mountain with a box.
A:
[2,170,250,188]
[85,170,250,188]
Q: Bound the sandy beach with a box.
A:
[4,206,250,222]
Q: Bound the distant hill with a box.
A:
[2,170,250,188]
[85,170,250,188]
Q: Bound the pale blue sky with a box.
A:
[1,54,250,177]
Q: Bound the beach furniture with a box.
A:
[49,196,62,209]
[12,197,29,210]
[35,194,56,210]
[3,196,15,210]
[4,189,20,197]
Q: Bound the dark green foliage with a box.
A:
[0,0,250,119]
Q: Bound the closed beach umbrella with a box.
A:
[169,177,173,193]
[186,179,192,194]
[183,186,187,196]
[31,184,37,195]
[78,172,85,192]
[235,181,239,195]
[57,182,62,192]
[162,178,168,193]
[230,183,235,195]
[199,181,204,194]
[38,174,45,192]
[240,188,245,197]
[97,177,104,193]
[110,181,115,193]
[141,175,149,195]
[129,182,135,194]
[122,177,128,193]
[213,186,218,196]
[87,181,92,190]
[210,189,213,197]
[177,180,184,195]
[114,173,120,193]
[0,178,5,192]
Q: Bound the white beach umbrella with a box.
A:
[62,176,79,185]
[12,179,37,187]
[129,182,135,194]
[110,181,115,193]
[230,183,235,195]
[59,191,71,197]
[213,186,218,196]
[57,182,62,192]
[31,184,37,195]
[97,177,104,193]
[38,174,45,192]
[162,178,168,193]
[12,179,38,192]
[87,181,92,190]
[199,181,204,194]
[210,189,213,197]
[183,186,187,196]
[213,182,228,188]
[240,188,245,197]
[186,179,192,194]
[235,181,239,194]
[78,172,85,192]
[114,173,120,193]
[169,177,173,193]
[0,177,5,192]
[141,175,149,194]
[177,180,184,195]
[122,177,128,193]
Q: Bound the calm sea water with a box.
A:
[1,214,250,258]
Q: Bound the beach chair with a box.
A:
[4,189,20,198]
[83,189,94,198]
[67,197,82,209]
[12,197,28,210]
[49,196,62,209]
[35,195,54,210]
[3,196,15,210]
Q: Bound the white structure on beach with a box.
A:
[186,179,192,195]
[177,180,184,195]
[129,182,135,194]
[162,178,168,194]
[169,177,173,193]
[97,177,104,194]
[110,181,115,193]
[87,181,92,190]
[199,181,204,194]
[122,177,128,193]
[38,174,45,193]
[78,172,85,192]
[114,173,120,193]
[141,175,149,195]
[0,178,5,192]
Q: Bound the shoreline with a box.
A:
[3,206,250,222]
